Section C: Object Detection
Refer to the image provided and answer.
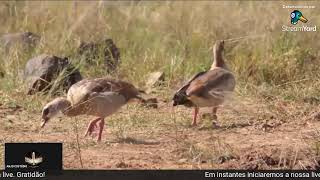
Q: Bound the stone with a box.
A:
[0,32,40,53]
[77,38,120,72]
[145,71,165,88]
[141,98,158,109]
[23,54,82,95]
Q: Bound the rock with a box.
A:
[303,97,320,104]
[0,32,40,53]
[6,115,16,120]
[141,98,158,109]
[77,38,120,72]
[23,54,82,95]
[178,158,188,164]
[309,111,320,121]
[217,155,236,164]
[145,71,165,88]
[115,161,131,168]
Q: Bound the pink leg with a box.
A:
[212,107,218,119]
[212,106,219,128]
[84,118,102,137]
[96,119,105,142]
[192,107,199,126]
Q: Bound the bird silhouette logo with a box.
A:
[290,10,308,25]
[25,151,43,167]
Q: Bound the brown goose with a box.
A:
[172,40,235,127]
[41,77,143,142]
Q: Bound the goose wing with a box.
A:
[67,78,139,105]
[175,71,207,93]
[172,71,207,107]
[64,78,139,116]
[186,68,235,99]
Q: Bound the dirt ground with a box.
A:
[0,94,320,170]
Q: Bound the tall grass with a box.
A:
[0,1,319,109]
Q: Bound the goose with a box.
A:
[172,40,235,127]
[40,77,144,142]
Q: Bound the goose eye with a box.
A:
[291,13,295,18]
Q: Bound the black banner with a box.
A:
[1,170,320,180]
[3,143,320,179]
[4,143,62,171]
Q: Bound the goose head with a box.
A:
[213,40,224,54]
[291,10,308,25]
[41,98,71,128]
[211,40,226,69]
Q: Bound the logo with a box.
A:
[283,9,316,32]
[25,151,43,167]
[290,10,308,25]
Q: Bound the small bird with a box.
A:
[172,40,235,127]
[41,77,144,142]
[25,152,43,166]
[291,10,308,25]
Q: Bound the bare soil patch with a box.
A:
[0,96,319,169]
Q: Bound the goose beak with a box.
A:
[300,15,308,23]
[40,117,49,128]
